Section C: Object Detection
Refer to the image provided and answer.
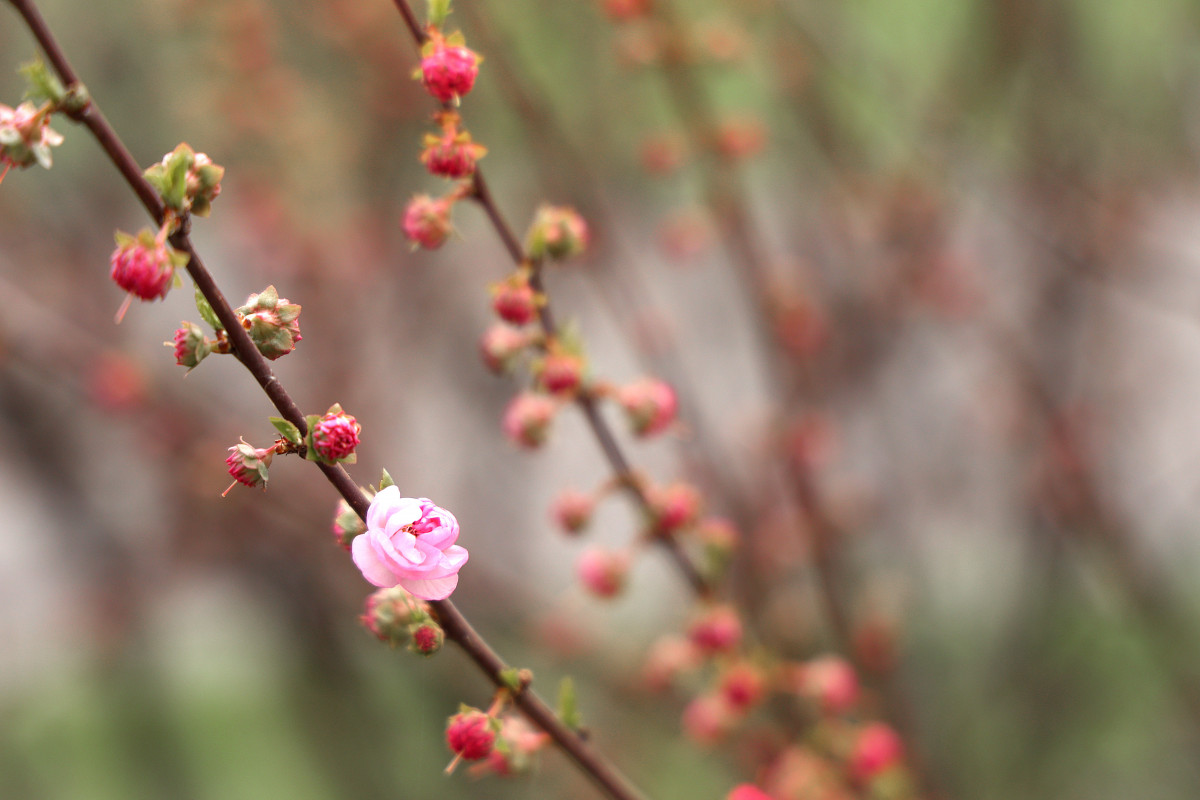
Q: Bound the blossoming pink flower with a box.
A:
[311,407,361,462]
[446,708,495,761]
[421,41,480,103]
[110,231,176,301]
[402,194,454,249]
[351,486,468,600]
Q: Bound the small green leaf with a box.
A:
[19,59,66,105]
[379,469,396,491]
[499,668,522,693]
[557,677,581,730]
[270,417,302,446]
[194,285,224,331]
[427,0,452,27]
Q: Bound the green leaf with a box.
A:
[19,59,66,105]
[194,285,224,331]
[427,0,452,27]
[557,677,581,730]
[379,469,396,491]
[270,417,302,446]
[499,668,522,693]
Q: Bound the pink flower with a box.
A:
[110,231,176,301]
[446,708,495,761]
[492,277,538,325]
[688,604,743,655]
[718,661,766,711]
[682,693,734,746]
[0,101,64,170]
[727,785,774,800]
[538,352,584,395]
[576,547,630,598]
[551,488,595,534]
[647,481,702,533]
[502,392,557,448]
[351,486,469,600]
[849,722,904,784]
[617,377,677,437]
[791,655,859,716]
[421,129,486,178]
[421,41,480,103]
[402,194,454,249]
[311,407,361,462]
[223,439,273,495]
[479,324,530,374]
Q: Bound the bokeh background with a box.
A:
[4,0,1200,798]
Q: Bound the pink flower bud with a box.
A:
[617,377,677,437]
[502,392,557,448]
[420,40,480,104]
[360,585,431,647]
[185,151,224,217]
[332,496,366,550]
[470,715,548,777]
[696,516,739,578]
[110,230,177,301]
[402,194,454,249]
[446,709,496,761]
[311,405,361,462]
[642,635,701,691]
[224,438,273,493]
[491,276,538,325]
[479,324,530,374]
[789,655,859,716]
[421,126,487,179]
[601,0,652,21]
[576,547,630,598]
[526,204,589,261]
[0,102,63,171]
[718,661,766,712]
[646,482,702,534]
[537,352,584,396]
[688,604,742,655]
[849,723,904,785]
[169,321,212,369]
[408,620,445,655]
[351,488,468,600]
[551,488,595,534]
[726,785,774,800]
[715,117,767,160]
[235,285,302,360]
[682,693,734,746]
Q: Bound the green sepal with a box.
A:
[499,668,523,693]
[195,285,224,331]
[303,414,323,463]
[19,59,66,106]
[270,417,302,446]
[379,469,396,491]
[557,677,581,730]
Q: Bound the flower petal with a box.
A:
[351,533,400,587]
[400,573,459,601]
[366,485,401,531]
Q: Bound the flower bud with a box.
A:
[714,117,767,160]
[849,723,904,785]
[726,785,773,800]
[788,655,859,716]
[717,661,766,712]
[642,635,701,691]
[420,38,480,104]
[360,586,431,647]
[235,285,302,360]
[601,0,652,21]
[491,275,538,326]
[408,620,445,655]
[185,151,224,217]
[169,321,212,369]
[332,496,366,550]
[421,117,487,179]
[310,404,361,463]
[688,604,742,655]
[446,708,496,761]
[502,391,557,448]
[537,351,584,396]
[526,204,589,261]
[576,547,630,598]
[402,194,454,249]
[110,229,181,301]
[682,693,734,746]
[646,482,702,534]
[143,143,224,216]
[470,715,548,777]
[551,488,595,534]
[695,516,739,577]
[479,324,530,374]
[617,377,677,437]
[223,438,273,494]
[0,102,63,171]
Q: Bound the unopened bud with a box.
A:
[526,204,589,261]
[235,285,302,360]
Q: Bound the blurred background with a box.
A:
[4,0,1200,798]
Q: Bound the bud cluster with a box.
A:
[361,586,444,655]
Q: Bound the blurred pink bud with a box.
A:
[682,693,734,746]
[551,488,595,534]
[420,39,480,104]
[718,661,766,712]
[849,723,904,785]
[332,496,366,550]
[360,585,430,647]
[537,352,584,396]
[576,547,630,598]
[479,324,530,374]
[642,634,702,691]
[491,276,538,325]
[110,230,176,301]
[526,204,589,261]
[170,321,212,369]
[502,391,557,448]
[421,129,486,178]
[715,117,767,160]
[688,604,742,655]
[647,482,702,533]
[403,194,454,249]
[727,785,774,800]
[791,655,859,716]
[470,715,548,777]
[617,377,677,437]
[311,405,361,462]
[446,708,496,761]
[601,0,651,21]
[408,620,445,655]
[0,102,63,171]
[351,487,468,600]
